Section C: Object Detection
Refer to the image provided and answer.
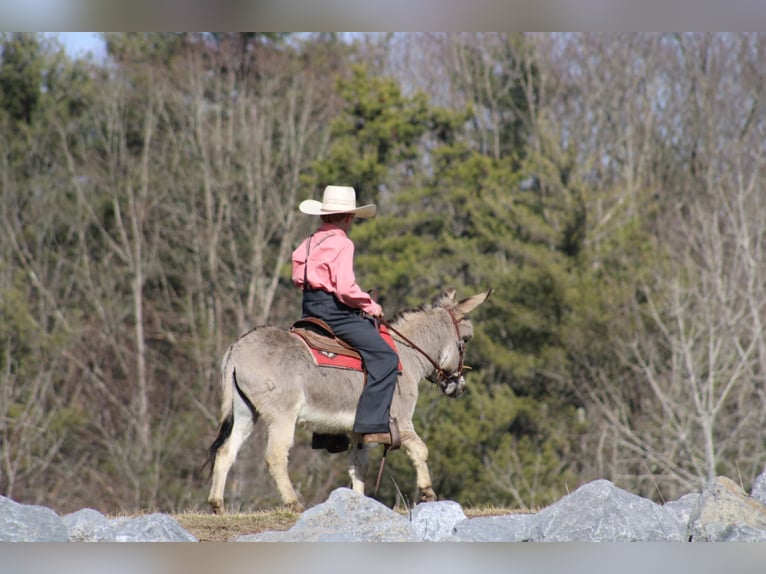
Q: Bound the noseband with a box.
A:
[384,308,466,387]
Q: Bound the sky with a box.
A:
[56,32,106,60]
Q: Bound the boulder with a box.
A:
[663,492,700,529]
[688,476,766,542]
[0,495,68,542]
[411,500,467,541]
[63,508,116,542]
[452,513,533,542]
[750,471,766,506]
[109,513,198,542]
[235,488,417,542]
[528,479,687,541]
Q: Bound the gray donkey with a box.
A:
[207,288,492,512]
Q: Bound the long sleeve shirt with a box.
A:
[291,223,382,317]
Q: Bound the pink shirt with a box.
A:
[291,223,382,316]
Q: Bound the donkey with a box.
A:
[206,287,492,513]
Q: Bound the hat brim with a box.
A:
[299,200,376,219]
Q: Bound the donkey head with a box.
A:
[427,288,493,398]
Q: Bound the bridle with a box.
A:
[383,307,467,388]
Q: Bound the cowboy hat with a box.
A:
[298,185,376,219]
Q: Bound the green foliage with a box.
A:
[104,33,189,65]
[312,64,447,205]
[0,278,40,373]
[0,33,45,125]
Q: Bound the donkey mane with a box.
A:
[390,288,457,325]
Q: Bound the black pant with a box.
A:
[302,289,399,434]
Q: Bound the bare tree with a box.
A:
[158,35,348,509]
[560,33,766,499]
[0,91,87,506]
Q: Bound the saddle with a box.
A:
[291,317,402,456]
[290,317,400,372]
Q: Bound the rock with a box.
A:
[528,479,687,541]
[235,488,418,542]
[411,500,467,541]
[714,524,766,542]
[688,476,766,542]
[109,513,198,542]
[237,529,361,542]
[64,508,116,542]
[452,513,533,542]
[664,492,700,531]
[8,472,766,542]
[750,471,766,505]
[0,495,69,542]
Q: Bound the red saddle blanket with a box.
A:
[291,319,401,372]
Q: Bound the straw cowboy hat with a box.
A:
[299,185,376,219]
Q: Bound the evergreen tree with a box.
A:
[0,33,44,125]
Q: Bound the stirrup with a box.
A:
[388,417,401,451]
[360,418,401,451]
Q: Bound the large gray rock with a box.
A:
[528,479,687,541]
[452,513,534,542]
[0,495,68,542]
[688,476,766,542]
[750,471,766,505]
[411,500,467,541]
[0,496,198,542]
[64,508,116,542]
[236,488,418,542]
[663,492,700,530]
[109,513,198,542]
[712,524,766,542]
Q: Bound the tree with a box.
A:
[0,36,96,509]
[577,33,766,500]
[0,33,45,125]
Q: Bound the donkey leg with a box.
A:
[402,433,437,502]
[348,438,370,494]
[207,395,255,514]
[264,418,304,512]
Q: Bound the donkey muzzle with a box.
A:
[442,374,466,398]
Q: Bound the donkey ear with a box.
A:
[455,288,494,317]
[433,287,457,307]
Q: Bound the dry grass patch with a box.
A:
[464,505,537,517]
[174,508,301,542]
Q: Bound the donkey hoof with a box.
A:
[209,500,224,515]
[419,487,437,502]
[287,501,305,513]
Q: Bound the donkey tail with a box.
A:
[202,347,237,477]
[217,345,236,424]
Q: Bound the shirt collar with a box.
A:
[317,222,347,236]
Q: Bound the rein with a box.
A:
[382,307,466,383]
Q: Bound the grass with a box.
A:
[174,508,302,542]
[174,505,532,542]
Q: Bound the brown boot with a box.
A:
[361,418,401,451]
